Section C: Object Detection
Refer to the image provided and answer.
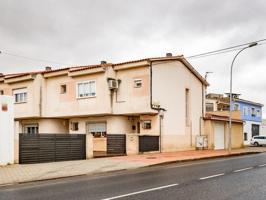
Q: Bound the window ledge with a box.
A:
[14,102,27,104]
[76,96,96,100]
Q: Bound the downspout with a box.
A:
[149,61,166,153]
[200,83,205,136]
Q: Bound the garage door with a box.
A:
[214,122,225,150]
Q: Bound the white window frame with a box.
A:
[23,124,39,134]
[234,103,240,111]
[134,79,142,88]
[206,103,214,112]
[251,107,256,117]
[70,122,79,131]
[86,122,107,137]
[256,109,261,117]
[13,88,27,103]
[142,120,152,129]
[76,80,96,99]
[243,106,248,116]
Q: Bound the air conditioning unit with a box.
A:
[108,79,118,89]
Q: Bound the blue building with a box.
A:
[206,93,264,145]
[231,94,263,145]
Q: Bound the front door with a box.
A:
[87,122,107,157]
[252,124,260,137]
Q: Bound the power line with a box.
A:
[1,38,266,65]
[186,39,266,59]
[0,50,72,66]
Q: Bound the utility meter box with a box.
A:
[196,135,208,150]
[0,95,14,165]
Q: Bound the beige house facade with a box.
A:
[0,54,208,155]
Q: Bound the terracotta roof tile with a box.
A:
[1,55,208,86]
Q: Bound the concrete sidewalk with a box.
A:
[1,147,266,186]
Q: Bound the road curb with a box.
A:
[146,151,262,167]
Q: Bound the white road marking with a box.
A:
[233,167,253,173]
[258,164,266,167]
[199,173,225,180]
[101,183,179,200]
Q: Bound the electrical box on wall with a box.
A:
[196,135,208,149]
[0,95,14,165]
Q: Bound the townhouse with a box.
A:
[0,54,208,160]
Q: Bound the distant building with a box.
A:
[206,93,263,145]
[262,119,266,136]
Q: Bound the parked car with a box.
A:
[250,136,266,146]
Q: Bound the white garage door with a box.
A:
[214,122,225,150]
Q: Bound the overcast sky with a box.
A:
[0,0,265,116]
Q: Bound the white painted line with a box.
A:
[258,164,266,167]
[233,167,253,173]
[101,183,179,200]
[199,173,225,180]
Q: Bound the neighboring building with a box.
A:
[0,54,208,154]
[206,93,263,145]
[262,119,266,136]
[204,111,243,150]
[0,95,14,165]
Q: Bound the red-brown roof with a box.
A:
[113,55,183,66]
[1,55,208,86]
[204,113,243,123]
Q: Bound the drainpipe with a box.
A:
[200,83,205,136]
[149,60,166,153]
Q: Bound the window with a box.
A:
[243,107,248,116]
[24,124,39,134]
[134,79,142,88]
[256,109,261,117]
[77,80,96,98]
[185,89,190,126]
[60,84,67,94]
[71,122,79,131]
[13,88,27,103]
[142,120,152,129]
[252,124,260,137]
[251,107,256,117]
[244,132,248,141]
[87,123,106,137]
[0,90,3,95]
[206,103,214,112]
[234,103,240,111]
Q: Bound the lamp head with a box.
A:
[248,42,258,48]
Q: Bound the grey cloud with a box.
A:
[0,0,265,115]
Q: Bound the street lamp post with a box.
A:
[228,42,257,154]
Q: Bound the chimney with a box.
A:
[45,66,52,71]
[101,61,107,65]
[166,53,172,57]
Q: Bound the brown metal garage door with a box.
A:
[107,134,126,156]
[19,134,86,164]
[139,135,159,152]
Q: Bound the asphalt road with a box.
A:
[1,153,266,200]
